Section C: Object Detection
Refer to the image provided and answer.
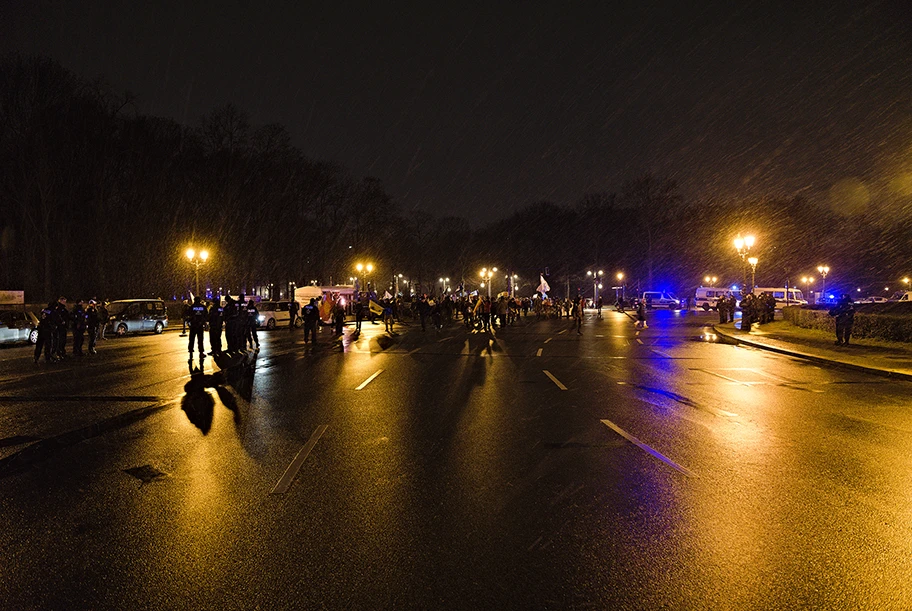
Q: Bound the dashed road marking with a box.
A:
[355,369,384,390]
[558,329,568,335]
[270,425,328,494]
[600,419,695,477]
[543,370,568,390]
[536,348,543,357]
[636,338,643,345]
[544,338,553,344]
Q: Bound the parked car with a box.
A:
[855,295,888,304]
[752,287,808,309]
[106,299,168,336]
[0,309,39,345]
[888,291,912,302]
[257,300,301,329]
[641,291,681,309]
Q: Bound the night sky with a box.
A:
[3,1,910,224]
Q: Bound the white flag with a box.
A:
[536,274,550,294]
[383,291,393,300]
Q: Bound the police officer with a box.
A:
[303,298,319,344]
[235,294,248,351]
[717,293,728,324]
[224,296,240,352]
[72,300,87,356]
[86,300,100,354]
[208,299,224,354]
[187,296,208,357]
[34,303,56,363]
[246,298,260,350]
[54,297,69,359]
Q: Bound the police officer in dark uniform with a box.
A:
[235,294,248,352]
[246,298,260,350]
[224,296,240,352]
[54,297,69,359]
[187,296,208,357]
[303,298,319,344]
[86,300,100,354]
[34,303,56,363]
[208,299,224,354]
[72,300,87,356]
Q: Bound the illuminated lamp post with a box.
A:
[704,275,718,287]
[586,270,603,307]
[817,265,829,303]
[747,257,758,292]
[733,234,755,291]
[480,267,497,298]
[801,276,814,303]
[185,248,209,296]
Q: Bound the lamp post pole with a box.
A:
[817,265,829,304]
[748,257,758,292]
[185,248,209,296]
[733,234,755,292]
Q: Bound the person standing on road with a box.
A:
[86,301,100,354]
[597,295,603,319]
[96,300,109,340]
[303,298,319,344]
[34,303,56,363]
[208,299,224,354]
[635,299,648,329]
[54,297,69,359]
[72,300,87,356]
[224,296,240,352]
[718,294,729,324]
[289,300,300,331]
[830,294,855,346]
[246,299,260,351]
[572,297,583,334]
[180,299,190,336]
[188,296,208,357]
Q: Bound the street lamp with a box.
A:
[704,275,718,287]
[586,270,604,306]
[479,267,497,298]
[747,257,758,292]
[734,234,755,291]
[616,272,625,302]
[801,276,814,302]
[185,248,209,296]
[817,265,829,302]
[355,262,374,293]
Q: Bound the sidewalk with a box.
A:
[713,320,912,380]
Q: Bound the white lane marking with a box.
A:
[544,338,553,344]
[355,369,384,390]
[600,419,695,477]
[270,425,329,494]
[437,337,450,343]
[636,338,643,345]
[536,348,543,357]
[558,329,568,335]
[543,370,568,391]
[407,347,423,356]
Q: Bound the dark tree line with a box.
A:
[2,54,910,303]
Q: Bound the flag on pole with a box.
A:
[536,274,550,294]
[383,291,392,300]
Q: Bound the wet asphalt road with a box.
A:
[1,310,911,610]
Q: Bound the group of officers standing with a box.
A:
[34,297,107,363]
[183,295,323,357]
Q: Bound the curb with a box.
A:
[0,398,181,479]
[712,325,912,382]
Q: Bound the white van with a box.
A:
[641,291,681,309]
[694,287,733,311]
[751,287,807,309]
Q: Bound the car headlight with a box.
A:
[258,315,265,322]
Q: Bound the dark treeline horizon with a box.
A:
[2,54,910,304]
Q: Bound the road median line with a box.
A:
[601,419,695,477]
[543,370,568,390]
[270,425,328,494]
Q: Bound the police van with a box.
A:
[751,287,808,309]
[694,287,733,311]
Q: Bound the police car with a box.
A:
[256,301,302,329]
